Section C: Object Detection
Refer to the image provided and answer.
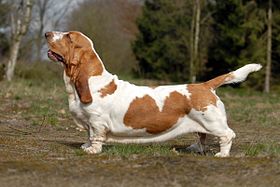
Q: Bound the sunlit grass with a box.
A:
[0,63,279,157]
[102,144,175,157]
[244,141,280,156]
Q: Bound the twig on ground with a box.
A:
[37,115,46,133]
[7,125,33,135]
[6,115,47,136]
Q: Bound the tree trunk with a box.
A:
[6,40,21,81]
[264,0,272,93]
[5,0,33,81]
[6,39,20,81]
[36,22,43,61]
[190,1,196,82]
[189,0,201,83]
[193,0,201,83]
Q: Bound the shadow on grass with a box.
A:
[41,138,220,157]
[42,139,83,149]
[42,139,115,150]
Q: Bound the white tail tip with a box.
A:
[227,64,262,84]
[249,64,262,72]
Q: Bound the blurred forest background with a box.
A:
[0,0,279,93]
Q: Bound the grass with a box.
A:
[218,87,280,127]
[0,63,71,126]
[103,144,175,157]
[244,142,280,157]
[1,63,280,186]
[0,62,279,157]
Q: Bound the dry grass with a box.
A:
[0,63,279,187]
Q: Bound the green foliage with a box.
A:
[238,1,266,89]
[0,32,9,56]
[133,0,192,82]
[207,0,246,78]
[0,0,11,80]
[271,8,280,86]
[14,62,63,84]
[205,0,280,89]
[0,0,10,57]
[133,0,279,89]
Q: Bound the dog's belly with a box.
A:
[106,115,207,144]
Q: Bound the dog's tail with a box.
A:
[205,64,262,89]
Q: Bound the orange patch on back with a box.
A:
[98,80,117,97]
[123,91,191,134]
[188,84,217,112]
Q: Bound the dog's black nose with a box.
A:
[45,32,51,38]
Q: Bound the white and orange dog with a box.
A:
[45,31,261,157]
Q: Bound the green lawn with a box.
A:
[0,63,279,186]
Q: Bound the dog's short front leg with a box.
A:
[82,122,107,154]
[80,124,92,149]
[83,141,103,154]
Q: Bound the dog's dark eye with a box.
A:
[65,33,72,43]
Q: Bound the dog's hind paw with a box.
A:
[215,152,229,157]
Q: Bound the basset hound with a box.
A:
[45,31,261,157]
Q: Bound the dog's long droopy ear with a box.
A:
[73,52,103,104]
[74,69,92,104]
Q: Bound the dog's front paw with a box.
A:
[76,127,85,131]
[82,143,102,154]
[215,152,229,157]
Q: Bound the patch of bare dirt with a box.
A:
[0,118,280,187]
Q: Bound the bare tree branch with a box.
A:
[6,0,33,81]
[53,0,74,28]
[31,0,73,61]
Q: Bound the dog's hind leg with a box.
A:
[214,128,236,157]
[186,133,206,154]
[201,119,236,157]
[203,119,236,157]
[198,132,206,153]
[190,101,236,157]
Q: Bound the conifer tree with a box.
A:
[207,0,246,78]
[133,0,193,81]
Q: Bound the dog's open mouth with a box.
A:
[47,49,64,63]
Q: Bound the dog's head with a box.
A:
[45,31,104,104]
[45,31,92,64]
